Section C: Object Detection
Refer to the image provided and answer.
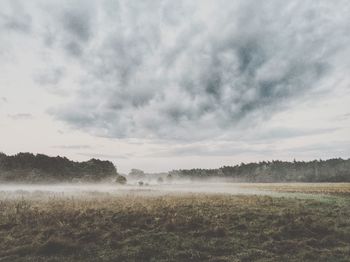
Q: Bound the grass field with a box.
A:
[241,183,350,196]
[0,183,350,262]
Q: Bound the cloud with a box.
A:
[248,127,339,142]
[147,126,340,157]
[45,0,350,141]
[52,145,92,150]
[288,141,350,157]
[41,0,97,56]
[147,142,273,158]
[34,67,65,86]
[78,152,130,159]
[0,97,7,107]
[7,113,33,120]
[1,14,31,33]
[0,1,32,33]
[0,97,6,109]
[2,0,350,143]
[33,67,66,94]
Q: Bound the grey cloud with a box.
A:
[0,1,32,33]
[34,67,65,87]
[8,113,33,120]
[64,41,83,57]
[62,9,91,42]
[147,126,339,157]
[59,1,96,57]
[248,127,339,142]
[52,145,92,149]
[78,152,130,159]
[331,113,350,122]
[288,141,350,157]
[39,0,97,56]
[0,97,7,108]
[150,137,350,158]
[18,0,350,141]
[1,14,31,33]
[147,141,275,158]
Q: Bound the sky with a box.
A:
[0,0,350,173]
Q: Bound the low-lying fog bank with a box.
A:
[0,182,267,199]
[1,182,349,199]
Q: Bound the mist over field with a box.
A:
[0,182,266,198]
[1,0,350,261]
[1,181,350,261]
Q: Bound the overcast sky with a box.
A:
[1,0,350,173]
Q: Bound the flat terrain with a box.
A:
[0,183,350,261]
[241,183,350,196]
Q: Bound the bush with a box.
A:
[116,175,127,185]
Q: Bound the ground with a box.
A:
[0,183,349,262]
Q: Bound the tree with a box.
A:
[129,169,145,178]
[115,174,127,185]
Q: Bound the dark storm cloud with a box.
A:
[12,0,349,141]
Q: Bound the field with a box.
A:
[241,183,350,196]
[0,183,350,262]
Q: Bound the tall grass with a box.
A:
[0,192,349,261]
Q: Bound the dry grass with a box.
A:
[0,190,349,262]
[240,183,350,196]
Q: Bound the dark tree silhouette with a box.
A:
[0,152,125,183]
[168,158,350,182]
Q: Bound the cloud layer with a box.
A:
[2,0,350,142]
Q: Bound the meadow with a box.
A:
[0,183,349,262]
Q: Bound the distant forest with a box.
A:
[0,152,125,183]
[168,158,350,182]
[1,153,350,183]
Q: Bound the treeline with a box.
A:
[2,153,349,183]
[168,159,350,182]
[0,152,125,183]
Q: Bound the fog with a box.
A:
[0,182,270,199]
